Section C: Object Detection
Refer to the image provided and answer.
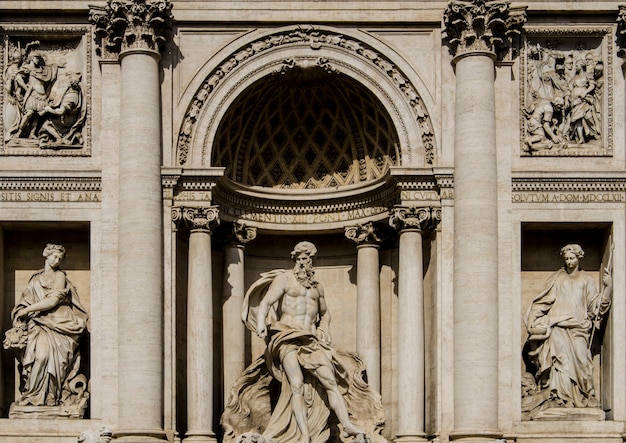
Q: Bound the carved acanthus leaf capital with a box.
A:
[443,0,526,60]
[390,206,441,233]
[172,206,220,232]
[89,0,172,58]
[345,222,382,246]
[232,222,257,245]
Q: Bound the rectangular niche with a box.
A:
[520,26,613,157]
[0,222,90,418]
[1,25,92,157]
[521,222,613,421]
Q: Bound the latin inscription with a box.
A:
[0,191,100,202]
[512,192,624,203]
[226,206,387,224]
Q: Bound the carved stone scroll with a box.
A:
[172,206,220,232]
[389,206,440,234]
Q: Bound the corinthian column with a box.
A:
[173,207,220,443]
[443,2,524,442]
[90,2,173,441]
[222,223,257,399]
[390,207,440,443]
[345,222,382,393]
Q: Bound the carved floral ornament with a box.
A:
[443,0,526,60]
[176,25,436,167]
[89,0,173,57]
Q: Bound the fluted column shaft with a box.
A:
[222,224,257,398]
[346,223,381,393]
[117,48,165,441]
[391,207,438,443]
[177,207,220,443]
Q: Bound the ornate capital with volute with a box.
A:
[89,0,172,58]
[345,222,382,246]
[230,222,257,246]
[443,0,526,61]
[172,206,220,233]
[617,6,626,60]
[390,206,441,234]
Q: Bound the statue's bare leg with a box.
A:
[282,350,310,443]
[313,365,365,436]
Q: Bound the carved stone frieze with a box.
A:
[172,206,220,232]
[443,0,526,60]
[520,27,613,156]
[231,222,257,245]
[0,174,101,203]
[0,26,91,156]
[389,206,440,234]
[345,222,382,246]
[89,0,173,58]
[512,175,626,204]
[176,25,435,166]
[616,5,626,60]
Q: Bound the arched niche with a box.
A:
[175,25,437,170]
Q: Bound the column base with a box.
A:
[114,429,168,442]
[395,434,429,443]
[449,430,503,442]
[183,431,217,443]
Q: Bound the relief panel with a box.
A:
[1,26,91,156]
[520,27,613,157]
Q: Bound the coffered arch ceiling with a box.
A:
[212,67,400,190]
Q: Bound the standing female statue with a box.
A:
[4,244,88,412]
[523,244,612,419]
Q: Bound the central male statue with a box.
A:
[221,241,386,443]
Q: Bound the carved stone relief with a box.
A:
[1,27,91,156]
[520,28,613,156]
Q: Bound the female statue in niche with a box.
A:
[4,244,89,417]
[522,244,612,420]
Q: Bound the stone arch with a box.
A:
[175,24,437,170]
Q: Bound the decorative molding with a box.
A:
[177,25,435,166]
[90,0,173,58]
[345,222,382,246]
[512,176,626,192]
[0,175,101,203]
[443,0,526,60]
[519,26,613,157]
[0,25,92,156]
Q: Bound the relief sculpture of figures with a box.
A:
[221,241,386,443]
[3,39,86,150]
[3,244,89,418]
[522,39,605,155]
[522,244,612,420]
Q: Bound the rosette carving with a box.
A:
[443,0,526,60]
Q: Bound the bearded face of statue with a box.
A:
[293,253,315,287]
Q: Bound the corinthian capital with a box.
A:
[90,0,172,58]
[443,0,526,60]
[172,206,220,233]
[345,222,382,246]
[390,206,441,233]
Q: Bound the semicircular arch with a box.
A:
[175,24,438,169]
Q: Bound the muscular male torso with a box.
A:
[277,273,322,334]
